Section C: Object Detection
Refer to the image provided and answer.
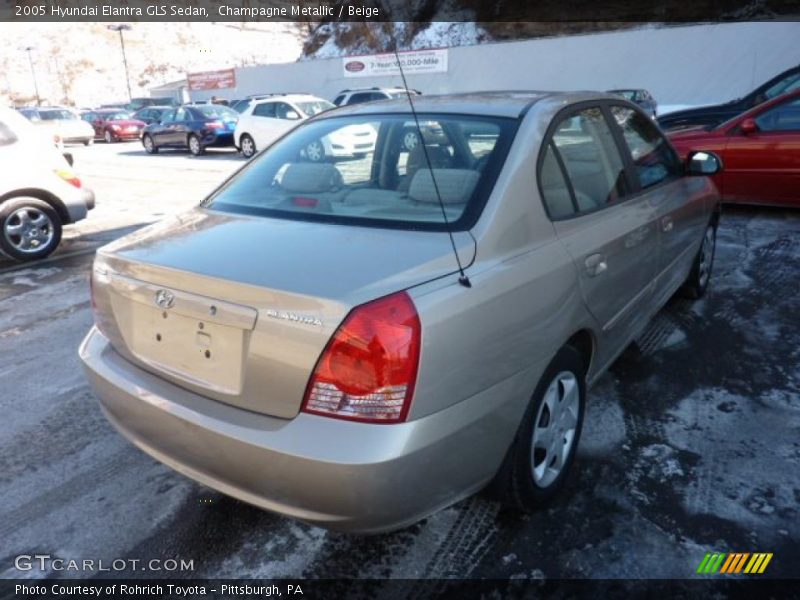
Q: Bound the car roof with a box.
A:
[321,91,620,119]
[251,94,329,105]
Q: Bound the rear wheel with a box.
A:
[188,134,204,156]
[0,198,62,261]
[682,223,716,299]
[142,134,158,154]
[488,345,586,509]
[240,134,256,159]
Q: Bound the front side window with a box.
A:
[252,103,276,118]
[610,105,681,189]
[549,107,629,213]
[333,95,345,106]
[754,97,800,132]
[39,109,76,120]
[206,114,515,230]
[161,110,176,123]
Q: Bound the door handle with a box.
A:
[584,253,607,277]
[661,217,674,233]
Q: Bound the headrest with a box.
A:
[280,162,343,193]
[409,169,480,205]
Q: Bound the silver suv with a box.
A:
[81,92,721,533]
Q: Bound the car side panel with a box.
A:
[723,131,800,206]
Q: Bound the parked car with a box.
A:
[669,89,800,207]
[658,64,800,131]
[81,92,721,533]
[17,106,94,146]
[81,109,146,143]
[141,105,239,156]
[233,94,343,159]
[607,89,657,118]
[131,106,172,126]
[0,107,94,261]
[333,87,419,106]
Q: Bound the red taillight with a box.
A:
[206,121,224,129]
[302,291,421,424]
[292,196,318,208]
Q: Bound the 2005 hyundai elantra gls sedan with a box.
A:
[81,92,722,533]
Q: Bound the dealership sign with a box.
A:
[187,69,236,91]
[342,49,448,78]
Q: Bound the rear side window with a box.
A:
[348,93,375,105]
[0,120,18,146]
[539,143,575,219]
[548,107,629,213]
[610,106,681,189]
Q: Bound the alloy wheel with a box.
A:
[3,207,55,255]
[530,371,580,488]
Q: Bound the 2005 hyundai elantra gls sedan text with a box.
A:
[80,92,722,533]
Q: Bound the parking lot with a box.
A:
[1,141,798,583]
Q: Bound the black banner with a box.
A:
[2,0,800,23]
[2,579,799,600]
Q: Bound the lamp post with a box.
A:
[23,46,41,106]
[107,24,133,102]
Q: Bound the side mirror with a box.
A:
[740,118,759,135]
[687,151,722,176]
[285,110,300,121]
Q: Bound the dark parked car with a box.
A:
[82,109,146,143]
[131,106,172,125]
[607,89,657,118]
[658,64,800,131]
[669,90,800,207]
[141,104,239,156]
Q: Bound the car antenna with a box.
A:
[392,45,471,288]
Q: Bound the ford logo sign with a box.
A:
[155,289,175,310]
[345,61,365,73]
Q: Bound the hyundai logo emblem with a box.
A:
[155,289,175,310]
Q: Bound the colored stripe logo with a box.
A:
[697,552,773,574]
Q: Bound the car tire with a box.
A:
[104,130,115,144]
[304,140,324,162]
[0,198,63,262]
[403,129,419,151]
[142,135,158,154]
[83,139,93,146]
[240,134,256,159]
[487,345,586,510]
[682,222,716,300]
[188,134,204,156]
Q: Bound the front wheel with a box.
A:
[488,345,586,509]
[83,138,93,146]
[188,134,204,156]
[142,134,158,154]
[0,198,63,261]
[240,134,256,159]
[103,130,115,144]
[682,223,716,299]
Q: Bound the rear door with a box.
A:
[608,104,704,303]
[543,105,659,361]
[249,101,283,148]
[152,109,175,145]
[723,96,800,205]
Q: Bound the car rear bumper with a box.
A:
[79,327,521,533]
[204,132,235,147]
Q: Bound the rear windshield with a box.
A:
[205,114,517,231]
[39,109,77,120]
[195,105,238,119]
[103,111,132,121]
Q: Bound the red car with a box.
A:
[669,90,800,207]
[81,109,146,143]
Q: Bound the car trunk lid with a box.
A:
[92,209,474,418]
